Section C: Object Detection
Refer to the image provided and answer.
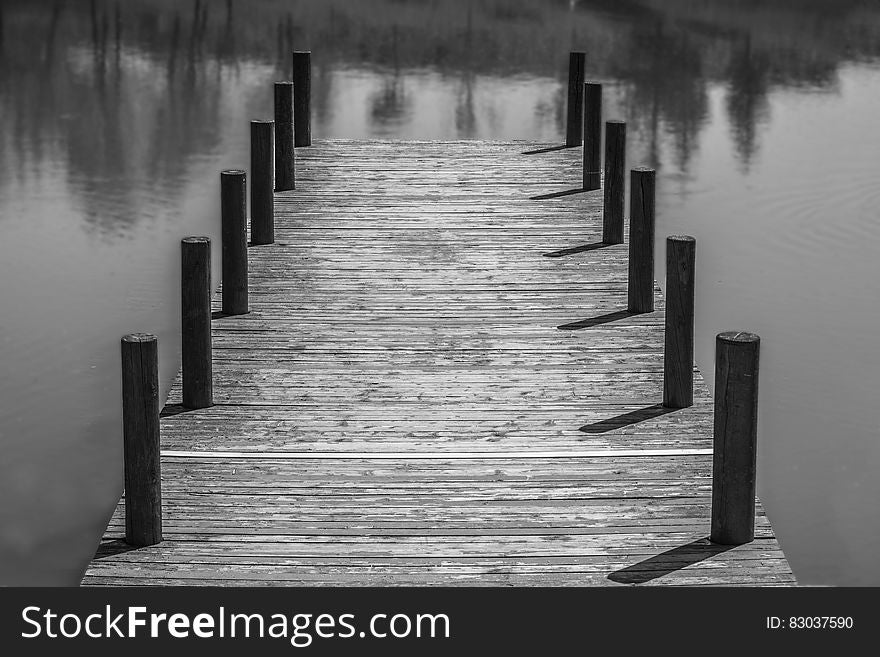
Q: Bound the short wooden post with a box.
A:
[663,236,695,409]
[221,169,248,315]
[292,51,311,147]
[602,120,626,244]
[274,81,295,191]
[627,167,656,313]
[181,237,213,410]
[583,82,602,191]
[710,332,760,545]
[121,333,162,547]
[250,120,275,245]
[565,51,586,147]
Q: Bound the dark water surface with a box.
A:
[1,0,879,585]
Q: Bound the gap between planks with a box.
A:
[160,448,714,460]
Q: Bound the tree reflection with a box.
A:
[455,3,477,138]
[726,35,771,171]
[604,13,709,172]
[369,24,412,134]
[2,0,880,235]
[370,75,411,132]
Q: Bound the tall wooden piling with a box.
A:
[221,169,248,315]
[250,120,275,245]
[602,120,626,244]
[627,167,656,314]
[663,236,696,409]
[274,81,295,191]
[292,51,311,147]
[711,332,761,545]
[121,333,162,547]
[565,52,586,147]
[583,82,602,191]
[181,237,213,410]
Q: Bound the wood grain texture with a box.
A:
[602,120,626,244]
[86,140,792,586]
[274,82,295,192]
[85,457,793,586]
[220,170,248,315]
[583,83,602,191]
[566,52,586,146]
[627,167,656,314]
[663,236,695,409]
[291,51,311,147]
[250,121,275,245]
[120,334,162,547]
[181,238,213,409]
[711,332,760,545]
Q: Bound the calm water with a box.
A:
[1,0,879,585]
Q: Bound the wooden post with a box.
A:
[221,169,248,315]
[710,332,760,545]
[663,236,695,409]
[121,333,162,547]
[274,81,295,191]
[250,120,275,245]
[565,51,586,147]
[181,237,213,410]
[627,167,656,313]
[583,82,602,191]
[602,120,626,244]
[292,50,311,147]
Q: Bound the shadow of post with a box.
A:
[543,242,610,258]
[93,538,142,560]
[558,309,639,331]
[607,538,735,584]
[579,403,677,434]
[160,404,192,418]
[530,188,586,200]
[521,144,574,155]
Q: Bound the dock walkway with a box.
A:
[83,140,795,586]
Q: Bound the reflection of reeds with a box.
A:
[7,0,880,75]
[640,0,880,70]
[2,0,880,234]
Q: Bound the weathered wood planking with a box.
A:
[85,458,793,586]
[83,140,794,586]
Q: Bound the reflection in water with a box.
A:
[1,0,880,585]
[369,26,413,134]
[611,15,711,172]
[5,0,879,225]
[726,36,771,170]
[455,72,478,138]
[370,74,411,134]
[455,4,478,138]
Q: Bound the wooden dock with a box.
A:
[82,140,795,586]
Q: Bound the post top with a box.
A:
[274,80,294,86]
[607,119,626,125]
[251,119,275,125]
[717,331,760,344]
[632,166,656,173]
[182,236,211,244]
[667,235,696,243]
[221,169,246,176]
[293,50,311,55]
[585,80,602,87]
[122,333,157,344]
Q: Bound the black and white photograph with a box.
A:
[0,0,877,648]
